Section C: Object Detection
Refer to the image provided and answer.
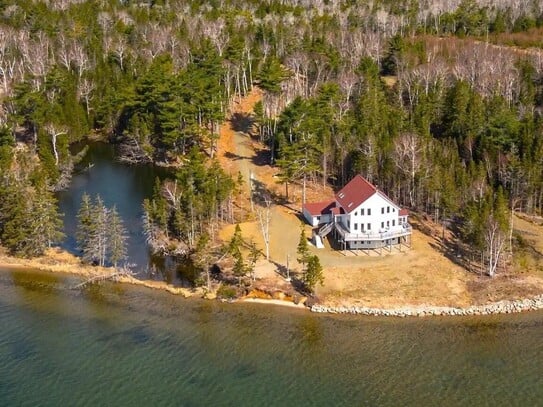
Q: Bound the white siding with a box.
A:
[303,209,332,227]
[303,208,319,227]
[344,193,400,234]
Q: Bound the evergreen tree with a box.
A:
[247,240,261,281]
[77,194,109,266]
[1,186,31,256]
[92,196,109,267]
[0,126,13,147]
[192,233,214,290]
[232,251,247,287]
[30,176,64,252]
[228,224,244,255]
[257,57,290,93]
[76,193,93,256]
[0,170,63,257]
[107,205,128,268]
[77,195,128,268]
[304,255,324,292]
[297,226,310,272]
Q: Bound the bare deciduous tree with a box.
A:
[394,132,425,207]
[484,214,507,277]
[44,124,68,166]
[78,78,95,115]
[256,196,272,260]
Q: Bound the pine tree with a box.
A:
[151,178,169,234]
[76,193,93,257]
[1,173,63,257]
[304,255,324,292]
[232,251,247,287]
[0,126,13,147]
[78,195,109,266]
[192,233,213,290]
[228,224,244,255]
[1,187,31,256]
[247,240,261,281]
[107,205,128,268]
[77,195,128,268]
[297,226,310,272]
[92,196,109,267]
[30,178,64,253]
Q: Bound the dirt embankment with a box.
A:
[0,247,304,308]
[0,247,112,279]
[0,247,202,298]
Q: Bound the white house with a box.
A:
[302,175,411,251]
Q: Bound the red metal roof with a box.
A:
[303,200,335,216]
[335,175,377,213]
[399,208,409,216]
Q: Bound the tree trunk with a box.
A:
[52,133,59,166]
[302,174,306,205]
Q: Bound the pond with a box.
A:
[56,142,184,281]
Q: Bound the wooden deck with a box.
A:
[334,223,412,242]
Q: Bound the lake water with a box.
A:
[1,267,542,406]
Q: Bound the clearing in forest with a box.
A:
[217,90,543,309]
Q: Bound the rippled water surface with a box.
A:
[1,268,542,406]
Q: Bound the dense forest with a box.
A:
[1,0,543,276]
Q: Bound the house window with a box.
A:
[368,209,371,216]
[387,206,390,213]
[381,207,384,214]
[347,220,350,228]
[393,208,396,212]
[381,222,384,229]
[367,223,371,230]
[354,211,357,216]
[387,221,390,227]
[361,208,365,215]
[392,220,395,226]
[354,223,358,230]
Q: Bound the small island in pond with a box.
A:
[2,0,543,316]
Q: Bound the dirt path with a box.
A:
[217,88,265,193]
[217,88,297,255]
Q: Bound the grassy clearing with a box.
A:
[216,90,543,310]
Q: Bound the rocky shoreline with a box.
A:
[311,295,543,317]
[4,249,543,318]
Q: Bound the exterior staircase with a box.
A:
[318,222,334,238]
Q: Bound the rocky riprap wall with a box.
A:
[311,295,543,317]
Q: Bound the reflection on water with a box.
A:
[1,268,543,406]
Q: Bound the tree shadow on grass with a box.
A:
[252,178,286,206]
[268,259,312,297]
[428,235,481,274]
[230,112,255,135]
[223,151,250,161]
[251,145,272,167]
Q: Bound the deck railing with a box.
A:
[334,223,412,242]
